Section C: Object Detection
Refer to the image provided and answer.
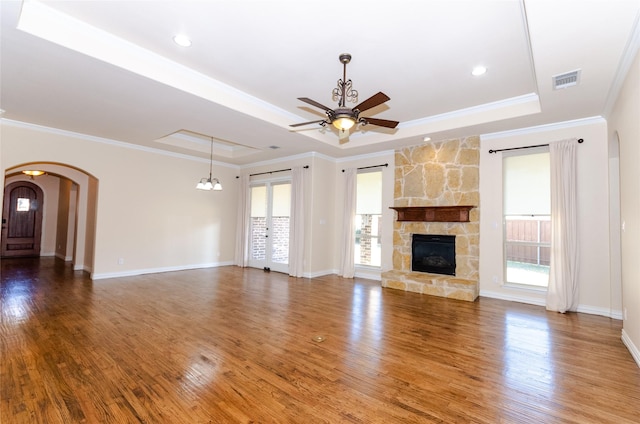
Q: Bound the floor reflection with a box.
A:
[349,283,384,345]
[180,352,220,395]
[503,311,554,390]
[1,280,33,322]
[1,257,94,326]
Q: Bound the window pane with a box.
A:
[271,183,290,265]
[16,198,30,212]
[355,170,382,267]
[356,171,381,215]
[504,152,550,215]
[355,214,381,266]
[272,183,290,217]
[503,151,550,287]
[250,186,267,261]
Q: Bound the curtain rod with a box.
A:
[488,138,583,154]
[341,163,388,172]
[235,165,309,178]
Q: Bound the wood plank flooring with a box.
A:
[1,257,639,423]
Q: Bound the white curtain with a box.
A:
[340,168,356,278]
[289,166,305,278]
[234,175,250,267]
[546,138,579,313]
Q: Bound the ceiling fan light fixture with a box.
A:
[290,54,398,138]
[22,170,45,176]
[333,116,355,131]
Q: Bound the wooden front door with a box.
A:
[1,181,44,257]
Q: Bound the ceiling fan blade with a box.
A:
[298,97,334,112]
[363,117,399,129]
[353,92,390,113]
[289,119,326,128]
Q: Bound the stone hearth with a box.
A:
[381,136,480,301]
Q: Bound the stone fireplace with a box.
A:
[381,136,480,301]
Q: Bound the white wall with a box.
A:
[608,49,640,366]
[1,121,239,278]
[307,155,337,276]
[479,119,618,317]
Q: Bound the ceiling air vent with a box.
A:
[553,70,581,90]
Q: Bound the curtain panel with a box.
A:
[340,168,356,278]
[546,138,579,313]
[234,174,250,267]
[289,166,305,277]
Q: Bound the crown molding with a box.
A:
[603,10,640,117]
[400,93,540,129]
[333,149,395,164]
[238,151,336,171]
[0,118,240,169]
[480,116,605,141]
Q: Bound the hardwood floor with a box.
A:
[1,258,639,423]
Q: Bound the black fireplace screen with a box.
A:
[412,234,456,276]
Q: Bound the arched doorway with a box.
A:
[2,163,98,273]
[1,181,44,257]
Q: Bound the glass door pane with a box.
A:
[248,181,291,273]
[271,183,290,266]
[250,185,267,263]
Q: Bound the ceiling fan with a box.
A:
[290,53,399,141]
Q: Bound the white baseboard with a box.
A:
[300,268,383,281]
[577,304,623,319]
[91,261,234,280]
[480,290,546,307]
[55,252,73,261]
[480,290,622,319]
[355,268,382,281]
[303,269,337,279]
[75,264,92,273]
[622,329,640,368]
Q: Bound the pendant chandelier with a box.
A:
[196,137,222,191]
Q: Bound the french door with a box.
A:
[248,181,291,273]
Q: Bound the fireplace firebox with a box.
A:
[412,234,456,276]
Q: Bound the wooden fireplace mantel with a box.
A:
[390,206,474,222]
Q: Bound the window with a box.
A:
[16,198,30,212]
[355,171,382,267]
[503,149,550,287]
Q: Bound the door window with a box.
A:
[249,181,291,273]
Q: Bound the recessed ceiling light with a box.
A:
[472,66,487,76]
[423,136,431,142]
[173,34,192,47]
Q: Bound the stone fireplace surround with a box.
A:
[381,136,480,301]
